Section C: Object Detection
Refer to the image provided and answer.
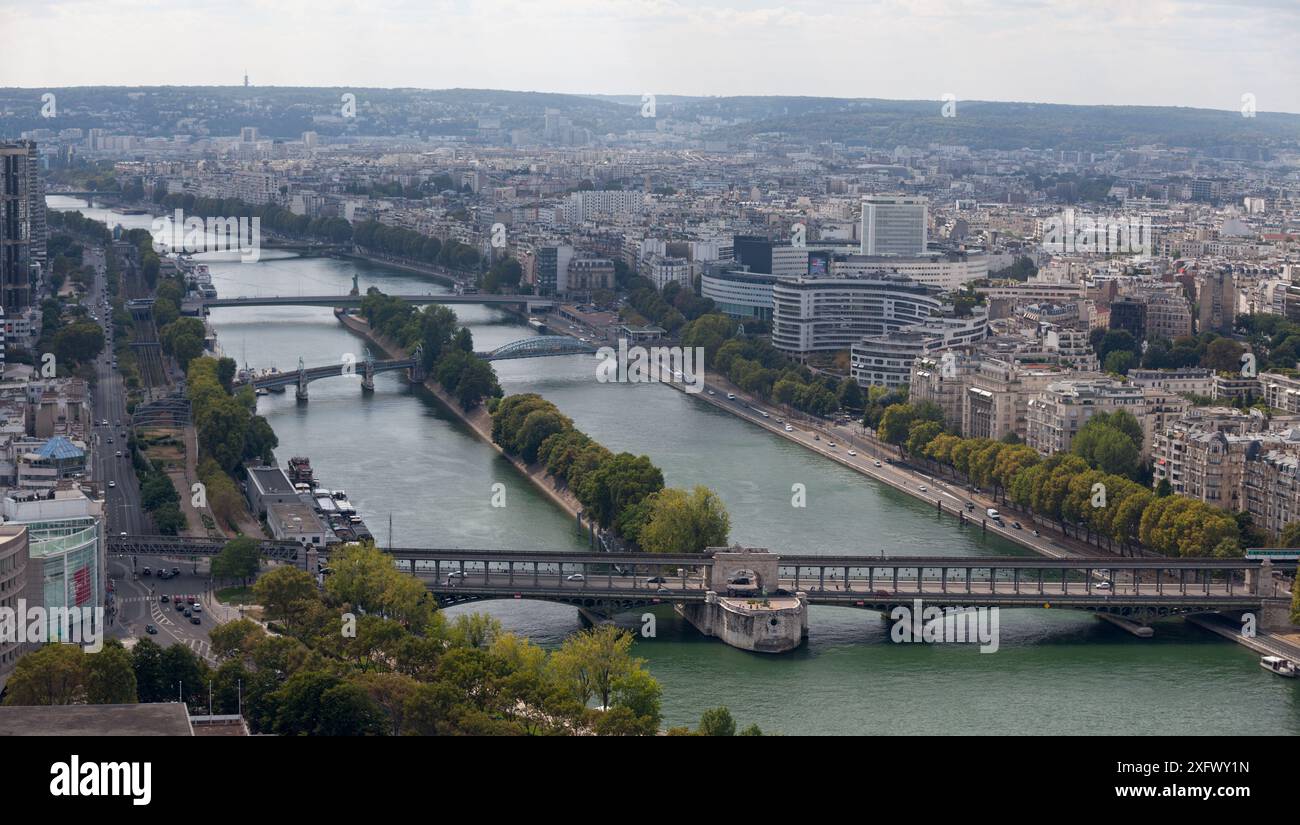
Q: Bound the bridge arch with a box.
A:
[481,335,599,361]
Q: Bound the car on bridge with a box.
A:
[566,573,585,581]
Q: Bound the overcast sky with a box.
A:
[4,0,1298,113]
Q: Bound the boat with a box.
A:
[1260,655,1298,677]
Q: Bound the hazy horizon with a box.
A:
[5,0,1299,115]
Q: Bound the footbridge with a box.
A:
[107,537,1287,625]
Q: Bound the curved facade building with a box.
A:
[850,309,989,388]
[771,275,945,356]
[0,525,32,694]
[700,269,778,320]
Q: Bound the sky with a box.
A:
[3,0,1299,113]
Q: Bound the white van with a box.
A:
[986,508,1001,520]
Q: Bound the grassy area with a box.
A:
[215,585,255,604]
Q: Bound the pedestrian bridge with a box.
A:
[476,335,599,361]
[106,537,1287,626]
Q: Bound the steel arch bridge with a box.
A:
[478,335,599,361]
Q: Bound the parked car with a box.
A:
[190,615,201,625]
[140,567,150,577]
[159,594,169,603]
[183,608,191,617]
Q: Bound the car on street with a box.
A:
[145,624,158,635]
[874,460,882,467]
[160,594,169,603]
[108,481,115,488]
[175,601,185,611]
[183,608,191,617]
[190,615,201,625]
[115,450,122,457]
[827,442,836,448]
[918,485,927,492]
[646,576,667,584]
[784,424,793,432]
[172,567,180,576]
[1097,581,1113,591]
[848,450,857,456]
[191,603,201,613]
[726,393,735,400]
[566,573,585,581]
[1012,521,1022,529]
[141,566,151,576]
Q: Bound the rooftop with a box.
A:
[0,703,193,736]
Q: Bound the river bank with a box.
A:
[335,311,589,524]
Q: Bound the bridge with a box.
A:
[232,348,421,398]
[261,238,353,254]
[183,293,554,315]
[107,536,1289,628]
[476,335,599,361]
[49,190,125,200]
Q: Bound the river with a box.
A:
[51,197,1300,735]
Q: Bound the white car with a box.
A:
[566,573,585,582]
[1096,581,1113,591]
[874,460,882,467]
[784,424,793,432]
[848,450,857,456]
[827,442,836,448]
[108,481,116,488]
[918,485,927,492]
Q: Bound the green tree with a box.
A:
[637,486,731,554]
[85,639,137,704]
[697,706,737,736]
[211,536,261,582]
[253,566,320,628]
[2,644,86,705]
[550,625,642,711]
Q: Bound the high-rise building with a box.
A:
[0,141,39,312]
[861,195,928,257]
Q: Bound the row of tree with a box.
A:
[128,441,186,535]
[358,291,501,409]
[625,277,715,334]
[353,220,482,272]
[884,401,1244,557]
[152,191,354,244]
[187,357,279,474]
[681,312,861,416]
[491,393,730,552]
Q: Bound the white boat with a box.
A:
[1260,655,1298,677]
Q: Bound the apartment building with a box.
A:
[1025,378,1147,456]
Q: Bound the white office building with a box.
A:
[861,195,928,257]
[771,274,945,357]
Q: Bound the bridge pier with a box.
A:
[1097,613,1155,637]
